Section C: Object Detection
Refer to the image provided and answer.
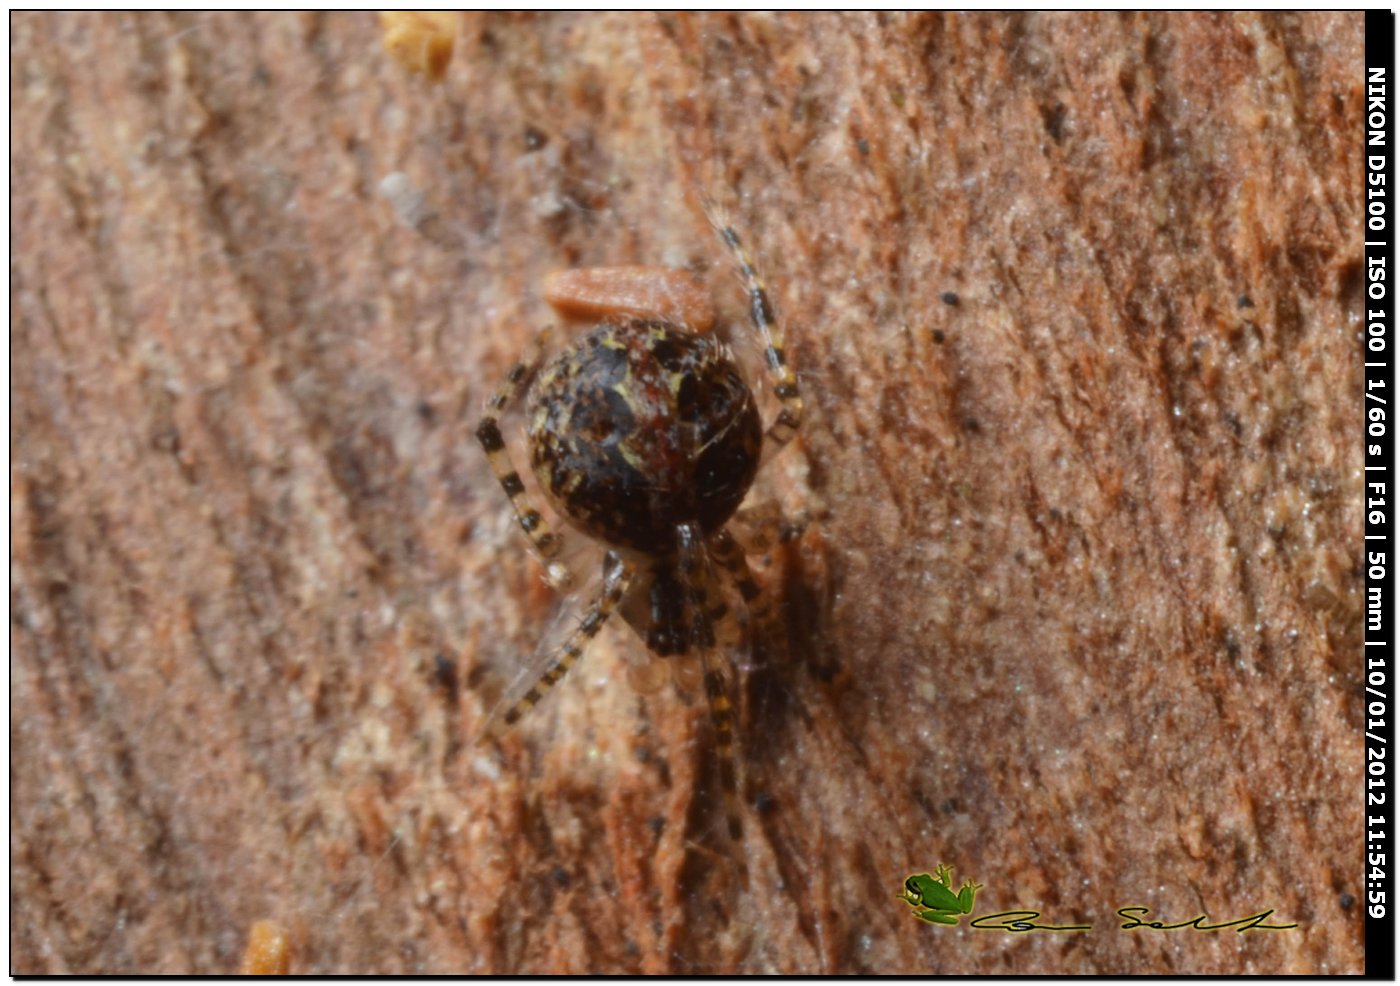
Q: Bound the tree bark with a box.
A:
[10,11,1365,973]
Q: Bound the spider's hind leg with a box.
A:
[475,329,573,590]
[703,204,803,460]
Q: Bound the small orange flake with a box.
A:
[379,11,457,82]
[239,920,291,976]
[543,267,715,333]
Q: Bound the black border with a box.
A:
[1365,7,1395,981]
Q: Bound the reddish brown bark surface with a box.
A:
[11,12,1365,973]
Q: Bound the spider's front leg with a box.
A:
[677,524,749,889]
[708,527,782,671]
[475,330,574,590]
[488,552,636,737]
[729,501,811,554]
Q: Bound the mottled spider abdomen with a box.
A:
[526,320,762,553]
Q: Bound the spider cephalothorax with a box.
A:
[475,214,803,871]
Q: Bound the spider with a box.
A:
[474,212,803,863]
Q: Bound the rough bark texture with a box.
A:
[10,11,1366,974]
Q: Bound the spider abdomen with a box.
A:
[526,320,762,553]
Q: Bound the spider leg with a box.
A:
[484,552,635,738]
[475,330,573,590]
[729,502,810,555]
[677,525,749,888]
[704,204,803,459]
[709,527,780,671]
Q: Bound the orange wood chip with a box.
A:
[379,11,457,82]
[239,920,291,976]
[542,267,715,332]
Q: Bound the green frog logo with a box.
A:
[898,863,983,925]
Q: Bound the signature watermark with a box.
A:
[898,865,1298,935]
